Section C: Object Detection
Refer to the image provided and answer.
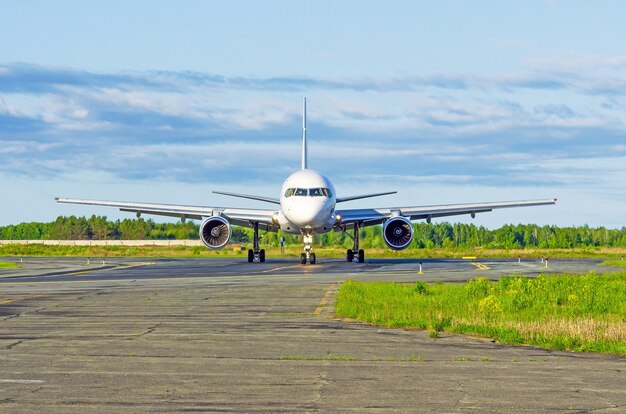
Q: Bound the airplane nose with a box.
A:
[288,203,325,227]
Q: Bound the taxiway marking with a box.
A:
[0,295,44,305]
[262,264,301,273]
[314,284,337,316]
[0,379,44,384]
[471,262,490,270]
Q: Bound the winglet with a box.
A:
[301,97,308,170]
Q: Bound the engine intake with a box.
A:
[199,216,231,249]
[383,216,414,250]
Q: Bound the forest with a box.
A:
[1,216,625,249]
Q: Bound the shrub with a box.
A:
[414,281,428,295]
[466,277,492,299]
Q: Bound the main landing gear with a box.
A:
[345,222,365,263]
[247,222,265,263]
[300,234,316,265]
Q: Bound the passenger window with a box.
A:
[310,188,323,196]
[295,188,308,196]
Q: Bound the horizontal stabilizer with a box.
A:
[212,191,280,205]
[336,191,397,203]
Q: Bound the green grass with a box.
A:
[280,355,358,361]
[0,261,20,269]
[3,243,626,259]
[601,259,626,268]
[335,273,626,355]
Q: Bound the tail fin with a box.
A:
[301,97,308,170]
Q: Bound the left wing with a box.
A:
[336,198,557,229]
[55,198,278,230]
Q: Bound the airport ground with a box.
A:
[0,257,624,412]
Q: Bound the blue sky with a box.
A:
[1,1,626,227]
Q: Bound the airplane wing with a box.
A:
[55,198,278,230]
[335,198,557,229]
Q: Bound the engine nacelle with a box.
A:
[199,216,231,249]
[383,216,414,250]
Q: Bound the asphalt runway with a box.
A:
[1,257,624,412]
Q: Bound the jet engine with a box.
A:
[199,216,231,249]
[382,216,414,250]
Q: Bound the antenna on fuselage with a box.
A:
[301,97,308,170]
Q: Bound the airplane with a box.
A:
[56,98,557,265]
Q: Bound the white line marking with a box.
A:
[262,265,301,273]
[0,379,44,384]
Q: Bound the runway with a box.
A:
[0,256,604,290]
[1,257,624,412]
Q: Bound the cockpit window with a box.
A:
[286,187,332,197]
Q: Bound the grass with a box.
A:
[335,272,626,355]
[3,243,626,259]
[280,355,358,361]
[601,259,626,268]
[280,354,424,362]
[0,261,20,269]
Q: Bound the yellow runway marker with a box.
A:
[314,285,336,316]
[0,295,44,305]
[470,262,490,270]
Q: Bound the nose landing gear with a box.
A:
[300,234,316,264]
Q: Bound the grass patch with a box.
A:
[280,355,358,361]
[335,273,626,355]
[601,259,626,268]
[0,261,20,269]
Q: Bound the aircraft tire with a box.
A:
[346,249,354,262]
[247,249,254,263]
[310,253,316,264]
[259,249,265,263]
[358,249,365,263]
[300,253,307,265]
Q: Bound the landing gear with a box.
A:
[247,222,265,263]
[345,223,365,263]
[300,234,317,265]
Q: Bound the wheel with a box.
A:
[300,253,307,264]
[259,249,265,263]
[247,249,254,263]
[358,249,365,263]
[310,253,316,265]
[346,249,354,262]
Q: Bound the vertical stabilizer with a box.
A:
[301,97,308,170]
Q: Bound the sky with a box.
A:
[1,1,626,228]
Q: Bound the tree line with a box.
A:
[1,216,625,249]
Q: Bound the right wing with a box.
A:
[336,198,557,229]
[55,198,278,230]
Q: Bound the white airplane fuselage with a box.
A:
[276,169,337,235]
